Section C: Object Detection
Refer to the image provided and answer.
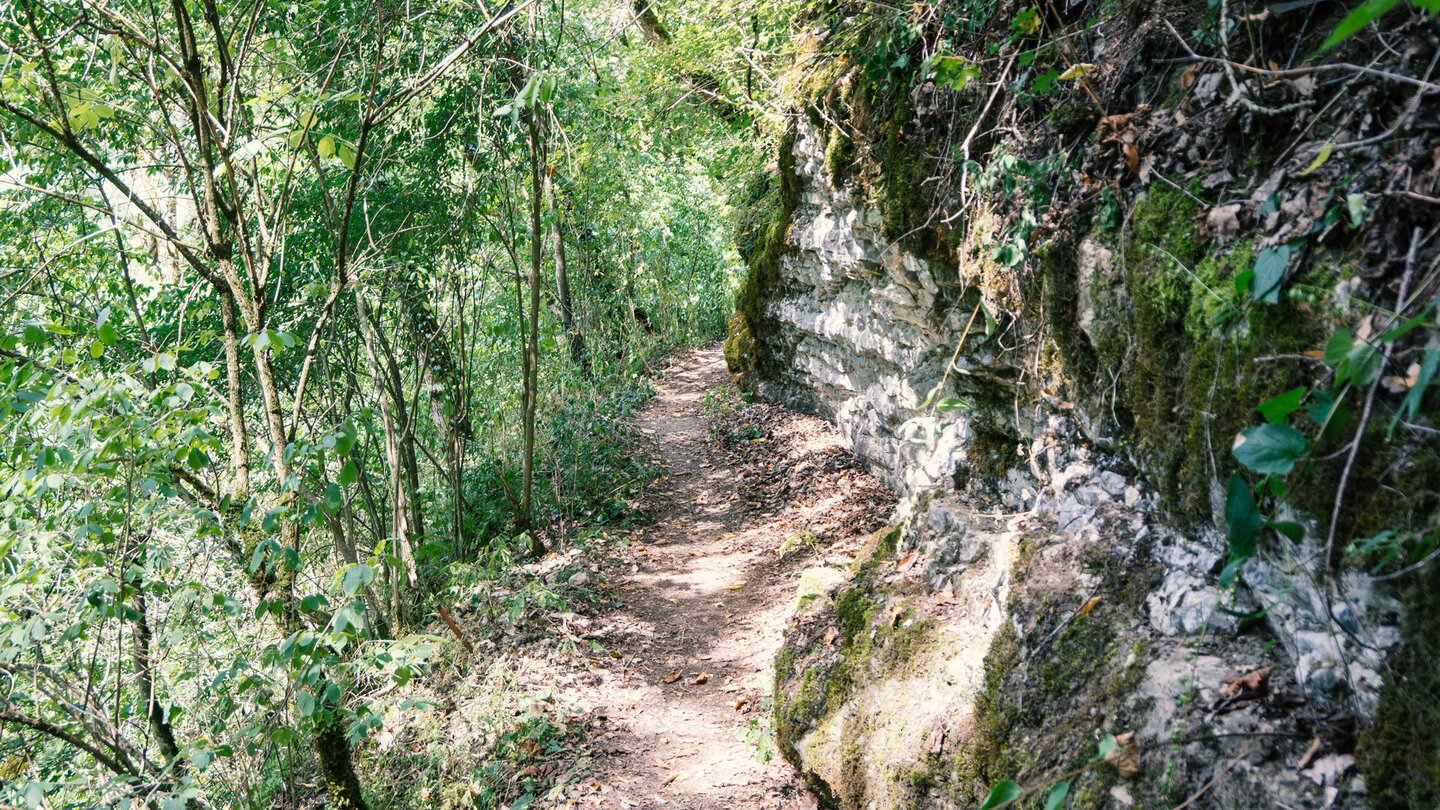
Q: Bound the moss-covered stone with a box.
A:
[1357,562,1440,808]
[726,124,802,390]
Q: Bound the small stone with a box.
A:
[569,571,589,587]
[1109,785,1134,807]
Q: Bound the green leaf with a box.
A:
[979,780,1022,810]
[1319,0,1402,52]
[187,447,209,470]
[296,690,315,717]
[333,420,358,456]
[1346,193,1365,228]
[1325,329,1353,366]
[99,322,119,346]
[339,459,359,485]
[318,134,335,159]
[323,483,343,513]
[1225,473,1263,559]
[191,749,214,772]
[1380,308,1432,342]
[1044,781,1070,810]
[1389,346,1438,438]
[1232,423,1309,475]
[342,563,373,596]
[1307,388,1350,442]
[1256,387,1305,424]
[1096,734,1117,759]
[89,340,104,359]
[1339,342,1382,387]
[22,325,45,345]
[339,142,356,169]
[1271,521,1305,543]
[1250,246,1290,305]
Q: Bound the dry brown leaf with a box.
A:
[1224,665,1273,698]
[723,582,746,590]
[1123,143,1140,174]
[1103,731,1142,779]
[734,697,751,711]
[690,673,709,685]
[896,551,918,572]
[823,626,839,645]
[1098,112,1137,142]
[1074,595,1102,617]
[1179,63,1199,90]
[1206,204,1242,242]
[662,772,682,786]
[661,670,681,684]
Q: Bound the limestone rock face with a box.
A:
[747,122,1400,809]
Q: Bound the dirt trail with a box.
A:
[568,347,894,809]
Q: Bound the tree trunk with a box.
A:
[549,187,589,375]
[518,107,548,558]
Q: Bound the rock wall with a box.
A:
[728,4,1440,806]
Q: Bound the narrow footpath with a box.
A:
[570,347,896,809]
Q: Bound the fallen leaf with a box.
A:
[1224,665,1273,698]
[724,582,746,590]
[1103,731,1142,779]
[662,772,682,786]
[1058,63,1096,80]
[823,626,838,645]
[1206,203,1242,242]
[896,551,918,572]
[1123,143,1139,174]
[1179,63,1199,90]
[690,673,709,685]
[1074,595,1102,617]
[734,697,752,711]
[662,670,681,684]
[1298,142,1334,177]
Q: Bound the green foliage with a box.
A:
[1320,0,1440,52]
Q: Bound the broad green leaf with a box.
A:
[1271,521,1305,543]
[339,459,359,485]
[342,563,373,596]
[187,447,209,470]
[1325,329,1353,366]
[1256,387,1305,424]
[1250,246,1290,305]
[1225,473,1262,559]
[99,322,119,346]
[323,483,343,513]
[979,780,1022,810]
[296,690,315,717]
[1044,781,1070,810]
[318,134,335,159]
[1347,193,1365,228]
[1232,423,1309,475]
